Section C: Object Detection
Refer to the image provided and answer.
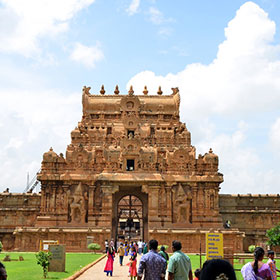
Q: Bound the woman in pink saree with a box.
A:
[104,246,115,277]
[241,247,272,280]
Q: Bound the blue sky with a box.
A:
[0,0,280,194]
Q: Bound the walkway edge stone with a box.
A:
[65,254,106,280]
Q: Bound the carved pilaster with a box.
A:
[88,185,95,216]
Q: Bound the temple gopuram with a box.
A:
[0,85,279,252]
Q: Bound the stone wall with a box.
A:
[0,192,41,250]
[219,194,280,251]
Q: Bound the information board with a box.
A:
[206,233,224,260]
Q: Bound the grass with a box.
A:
[1,252,103,280]
[188,255,280,280]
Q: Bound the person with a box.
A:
[129,246,137,280]
[267,250,279,280]
[138,239,143,254]
[194,268,200,280]
[105,239,109,253]
[125,241,129,256]
[137,239,167,280]
[110,239,115,251]
[0,262,7,280]
[159,246,169,262]
[143,242,148,255]
[104,246,115,277]
[241,247,271,280]
[200,259,236,280]
[117,242,125,266]
[167,240,193,280]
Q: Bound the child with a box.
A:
[194,268,201,280]
[267,250,280,280]
[129,246,137,280]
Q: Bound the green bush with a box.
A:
[158,245,169,251]
[248,245,256,253]
[88,243,101,254]
[35,251,52,279]
[267,223,280,247]
[0,241,2,252]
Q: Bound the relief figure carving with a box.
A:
[68,182,88,223]
[175,184,192,223]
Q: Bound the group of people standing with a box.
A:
[104,239,146,279]
[104,239,279,280]
[241,247,279,280]
[103,239,192,279]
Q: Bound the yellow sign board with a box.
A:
[206,233,223,260]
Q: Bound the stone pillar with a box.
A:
[99,184,119,228]
[40,186,46,213]
[165,186,173,225]
[88,186,95,216]
[144,185,161,228]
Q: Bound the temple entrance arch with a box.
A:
[112,186,148,242]
[117,195,143,240]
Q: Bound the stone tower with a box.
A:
[14,85,243,252]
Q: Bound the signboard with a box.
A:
[48,244,66,272]
[40,240,59,252]
[206,233,224,260]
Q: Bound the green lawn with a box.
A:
[1,252,103,280]
[188,255,280,280]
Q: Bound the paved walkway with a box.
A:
[76,255,133,280]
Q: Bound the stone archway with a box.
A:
[117,195,143,240]
[112,186,148,242]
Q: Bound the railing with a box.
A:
[23,169,41,193]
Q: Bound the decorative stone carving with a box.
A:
[68,183,88,223]
[174,184,192,223]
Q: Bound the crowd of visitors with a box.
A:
[103,239,279,280]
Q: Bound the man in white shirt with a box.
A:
[138,239,143,254]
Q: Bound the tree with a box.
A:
[266,223,280,247]
[35,251,52,279]
[0,241,3,253]
[88,243,101,254]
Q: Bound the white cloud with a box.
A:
[0,0,96,57]
[128,2,280,118]
[269,118,280,153]
[126,0,140,16]
[0,88,81,192]
[127,1,280,193]
[70,42,104,68]
[148,7,164,25]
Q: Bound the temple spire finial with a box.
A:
[100,85,105,95]
[143,85,148,95]
[128,85,134,95]
[157,86,163,95]
[114,85,120,95]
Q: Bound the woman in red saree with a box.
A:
[104,246,115,277]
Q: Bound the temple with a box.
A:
[0,85,279,252]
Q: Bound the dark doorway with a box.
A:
[117,195,143,241]
[126,159,135,171]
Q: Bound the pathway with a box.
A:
[76,254,132,280]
